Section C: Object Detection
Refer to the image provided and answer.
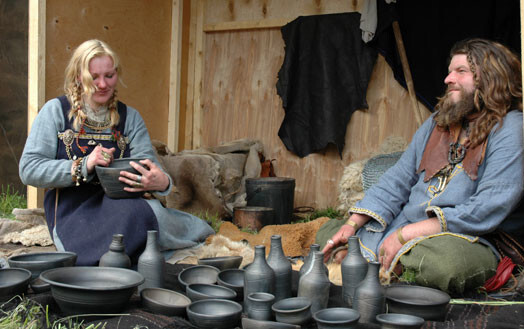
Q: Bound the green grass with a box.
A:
[292,207,343,223]
[196,211,223,233]
[0,185,26,220]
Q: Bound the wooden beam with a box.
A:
[27,0,46,209]
[168,0,183,152]
[191,0,204,149]
[203,18,291,32]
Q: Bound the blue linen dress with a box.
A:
[19,97,215,265]
[350,111,524,263]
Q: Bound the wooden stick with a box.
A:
[392,21,423,127]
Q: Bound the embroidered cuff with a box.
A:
[426,206,447,232]
[349,207,387,232]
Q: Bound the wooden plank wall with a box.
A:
[186,0,431,210]
[44,0,173,143]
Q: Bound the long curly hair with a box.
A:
[435,38,522,147]
[63,39,121,131]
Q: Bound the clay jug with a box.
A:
[137,230,165,292]
[353,261,385,324]
[99,234,131,268]
[244,245,275,315]
[299,243,328,279]
[297,251,330,314]
[341,236,368,307]
[266,235,292,302]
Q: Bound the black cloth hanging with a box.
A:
[276,13,378,158]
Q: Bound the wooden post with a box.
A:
[27,0,46,209]
[392,21,424,127]
[168,0,183,153]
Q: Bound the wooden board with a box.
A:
[44,0,173,143]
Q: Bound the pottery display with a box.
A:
[217,268,244,301]
[353,261,385,324]
[385,284,450,321]
[271,296,312,325]
[99,234,131,269]
[241,317,300,329]
[376,313,425,329]
[266,235,292,302]
[95,158,146,199]
[341,236,368,307]
[244,245,275,314]
[39,266,144,315]
[298,251,330,314]
[313,307,361,329]
[178,265,220,289]
[197,255,243,271]
[137,230,165,292]
[186,283,237,302]
[299,244,320,278]
[247,292,275,321]
[186,298,242,329]
[0,268,31,302]
[140,287,191,317]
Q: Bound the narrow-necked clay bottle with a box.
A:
[99,234,131,268]
[299,243,328,279]
[297,251,330,314]
[266,235,292,302]
[244,245,275,315]
[353,261,385,324]
[137,230,165,292]
[341,236,368,307]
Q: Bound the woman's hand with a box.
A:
[86,145,115,173]
[119,159,169,192]
[378,229,404,271]
[322,224,357,262]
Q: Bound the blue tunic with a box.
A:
[351,111,524,261]
[20,97,215,265]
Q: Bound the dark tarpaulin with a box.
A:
[276,13,378,158]
[371,0,521,111]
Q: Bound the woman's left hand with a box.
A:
[377,231,403,271]
[119,159,169,192]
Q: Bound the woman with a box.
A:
[20,39,214,266]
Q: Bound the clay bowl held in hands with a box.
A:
[385,284,450,321]
[0,268,31,302]
[40,266,144,315]
[178,265,220,289]
[271,297,312,326]
[186,283,237,302]
[313,307,360,329]
[197,255,243,271]
[186,298,242,329]
[141,287,191,317]
[376,313,425,329]
[216,268,244,300]
[95,158,146,199]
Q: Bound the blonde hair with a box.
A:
[64,39,121,130]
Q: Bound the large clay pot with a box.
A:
[353,261,385,324]
[99,234,131,269]
[137,230,165,292]
[244,245,275,315]
[266,235,292,302]
[341,236,368,307]
[297,251,330,314]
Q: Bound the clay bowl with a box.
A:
[272,296,312,325]
[8,251,77,292]
[217,268,244,300]
[178,265,220,289]
[242,317,300,329]
[197,255,243,271]
[0,268,31,301]
[313,307,360,329]
[376,313,425,329]
[40,266,144,315]
[186,298,242,328]
[385,284,450,321]
[95,158,146,199]
[186,283,237,302]
[141,287,191,317]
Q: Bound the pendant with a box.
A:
[88,140,97,146]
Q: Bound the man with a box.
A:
[322,38,523,291]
